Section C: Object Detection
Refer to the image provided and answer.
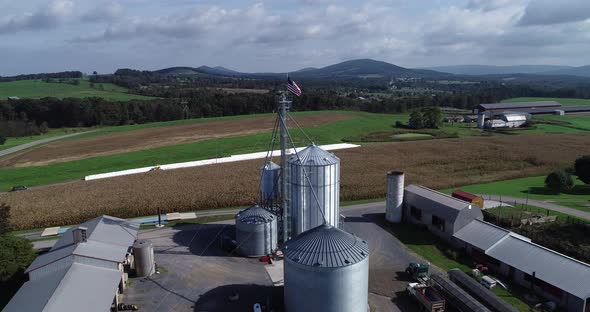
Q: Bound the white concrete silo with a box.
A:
[386,171,404,223]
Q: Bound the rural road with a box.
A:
[0,131,92,158]
[482,194,590,221]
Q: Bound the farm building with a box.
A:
[402,184,484,241]
[7,96,20,100]
[476,101,561,113]
[482,112,528,129]
[3,215,140,312]
[452,190,485,208]
[454,219,590,312]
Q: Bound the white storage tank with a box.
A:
[133,239,155,277]
[283,224,369,312]
[287,145,340,237]
[261,161,281,205]
[477,113,485,128]
[235,204,278,257]
[386,171,404,223]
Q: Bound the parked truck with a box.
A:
[407,282,446,312]
[406,262,430,282]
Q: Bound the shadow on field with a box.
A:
[343,213,382,223]
[193,284,284,312]
[525,185,590,196]
[525,187,559,195]
[161,223,237,257]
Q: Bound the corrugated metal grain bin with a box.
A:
[235,204,278,257]
[287,145,340,237]
[283,224,369,312]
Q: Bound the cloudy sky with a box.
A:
[1,0,590,75]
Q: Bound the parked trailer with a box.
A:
[407,282,446,312]
[430,274,491,312]
[448,269,517,312]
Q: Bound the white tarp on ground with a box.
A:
[84,143,360,181]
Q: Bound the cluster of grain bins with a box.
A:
[234,143,370,312]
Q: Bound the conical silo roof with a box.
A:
[283,224,368,268]
[288,145,339,166]
[261,160,280,170]
[236,204,276,224]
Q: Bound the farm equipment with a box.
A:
[406,262,430,282]
[407,282,446,312]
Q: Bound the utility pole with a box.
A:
[279,92,291,243]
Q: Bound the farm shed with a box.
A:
[402,184,483,242]
[4,215,140,312]
[476,101,561,113]
[452,190,485,208]
[453,219,590,312]
[484,113,528,129]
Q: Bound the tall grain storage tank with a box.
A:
[133,239,155,277]
[287,145,340,237]
[261,161,281,205]
[235,204,278,257]
[477,113,485,128]
[386,171,404,223]
[283,224,369,312]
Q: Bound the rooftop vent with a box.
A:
[72,226,88,244]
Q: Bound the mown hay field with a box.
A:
[2,133,589,230]
[0,113,354,168]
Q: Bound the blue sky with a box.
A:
[1,0,590,75]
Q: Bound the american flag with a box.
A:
[287,76,302,97]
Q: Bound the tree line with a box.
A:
[0,71,82,82]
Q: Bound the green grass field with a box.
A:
[0,112,399,190]
[0,79,155,101]
[441,176,590,212]
[503,97,590,107]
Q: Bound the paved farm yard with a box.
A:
[123,203,421,312]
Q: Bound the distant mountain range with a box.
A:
[424,64,590,77]
[155,59,451,80]
[150,59,590,80]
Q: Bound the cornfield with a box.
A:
[2,133,589,230]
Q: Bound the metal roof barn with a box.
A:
[3,262,122,312]
[287,145,340,237]
[283,224,369,312]
[235,204,278,257]
[486,235,590,300]
[477,101,560,112]
[403,184,483,238]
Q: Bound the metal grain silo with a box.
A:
[261,161,281,205]
[133,239,155,277]
[287,145,340,237]
[235,204,278,257]
[283,224,369,312]
[386,171,404,223]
